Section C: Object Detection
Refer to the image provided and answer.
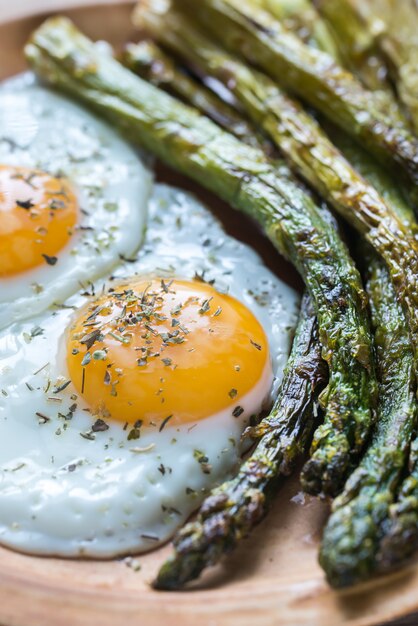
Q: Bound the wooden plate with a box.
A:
[0,2,417,625]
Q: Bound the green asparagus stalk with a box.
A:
[305,2,418,576]
[315,0,389,92]
[170,0,418,208]
[136,3,418,496]
[318,134,417,586]
[120,40,267,150]
[154,292,328,589]
[320,257,416,586]
[247,0,341,59]
[314,0,406,127]
[26,16,376,497]
[343,0,418,134]
[312,47,418,587]
[377,437,418,573]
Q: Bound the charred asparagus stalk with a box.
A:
[136,3,418,497]
[286,18,418,583]
[154,292,328,589]
[247,0,341,59]
[120,40,267,150]
[26,17,376,497]
[294,2,418,579]
[319,135,417,587]
[170,0,418,207]
[320,257,417,586]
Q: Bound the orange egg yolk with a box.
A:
[0,165,78,277]
[66,278,271,427]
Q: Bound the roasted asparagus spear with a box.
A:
[377,438,418,573]
[120,40,267,150]
[337,0,418,134]
[320,257,417,586]
[314,0,406,126]
[136,3,418,495]
[154,292,328,589]
[319,135,417,586]
[247,0,341,59]
[170,0,418,208]
[286,16,418,580]
[26,17,376,498]
[315,0,389,92]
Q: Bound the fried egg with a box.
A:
[0,74,152,329]
[0,184,298,557]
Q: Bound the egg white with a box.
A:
[0,73,152,330]
[0,184,299,557]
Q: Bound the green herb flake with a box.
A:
[30,326,44,338]
[92,349,107,361]
[53,379,71,394]
[193,449,212,474]
[80,431,95,441]
[171,304,182,316]
[104,201,118,212]
[127,427,141,441]
[81,352,91,366]
[198,297,213,315]
[108,331,130,344]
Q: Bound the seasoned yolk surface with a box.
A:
[67,278,271,427]
[0,165,78,277]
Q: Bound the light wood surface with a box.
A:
[1,2,418,625]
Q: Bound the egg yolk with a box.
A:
[0,165,78,277]
[67,278,271,427]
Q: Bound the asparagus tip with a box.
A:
[301,442,351,498]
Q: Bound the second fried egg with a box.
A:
[0,74,152,329]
